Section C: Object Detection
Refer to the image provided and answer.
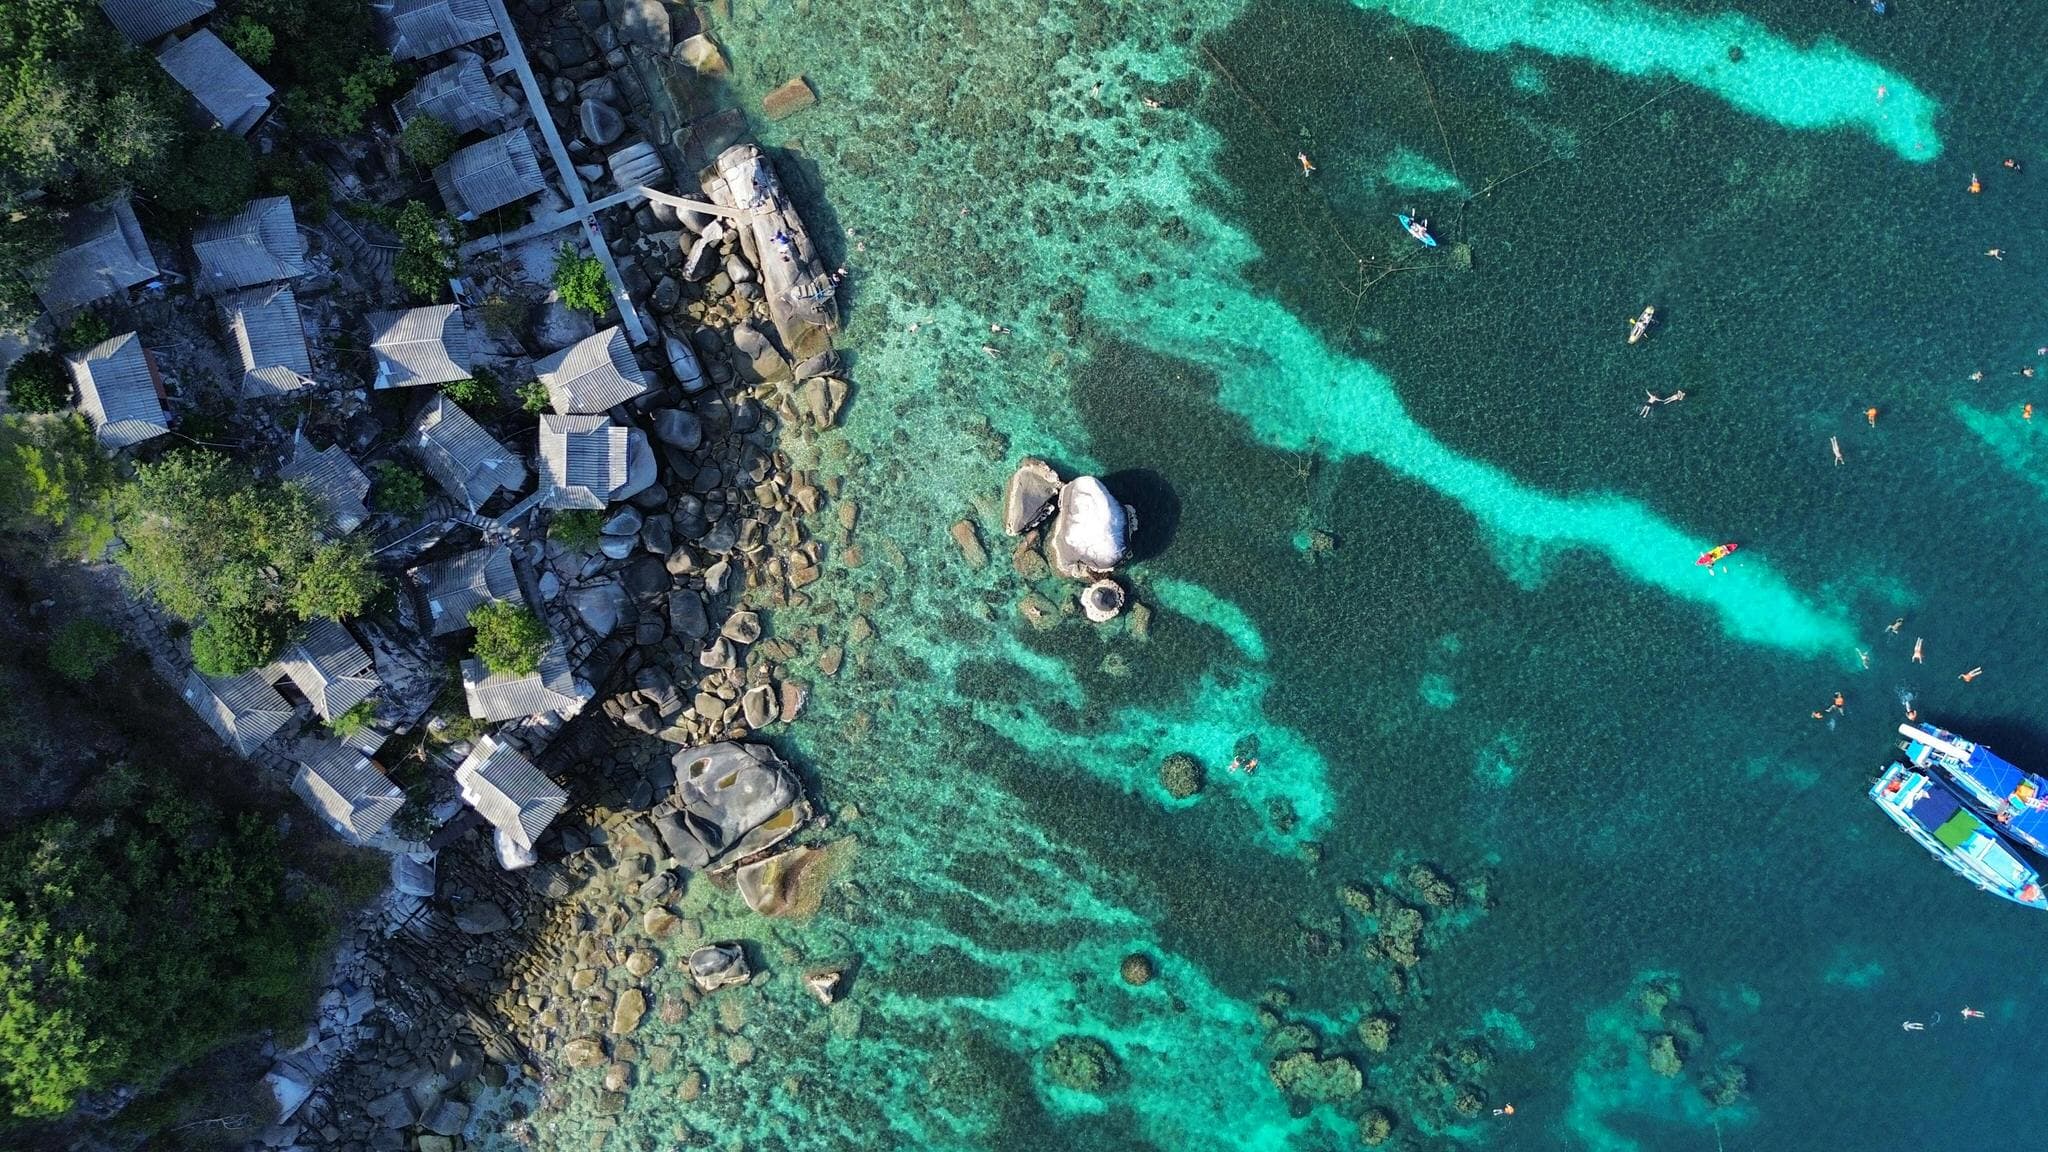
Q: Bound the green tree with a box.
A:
[147,130,259,220]
[219,15,275,65]
[3,351,69,413]
[327,697,376,740]
[439,374,495,410]
[469,601,547,676]
[399,114,458,169]
[288,540,380,620]
[549,509,602,550]
[369,460,426,515]
[0,210,62,337]
[0,414,121,555]
[517,379,551,413]
[189,606,285,676]
[121,450,372,674]
[393,202,456,302]
[46,617,120,682]
[552,244,611,315]
[0,907,100,1118]
[58,314,109,352]
[0,771,333,1120]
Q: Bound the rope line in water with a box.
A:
[1402,26,1462,191]
[1454,82,1687,240]
[1197,42,1450,306]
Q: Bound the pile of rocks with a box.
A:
[997,457,1136,624]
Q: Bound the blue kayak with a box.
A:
[1397,213,1438,247]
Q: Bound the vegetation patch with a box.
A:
[552,243,612,315]
[468,601,548,677]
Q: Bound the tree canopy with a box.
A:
[119,450,382,674]
[0,766,333,1120]
[469,601,548,677]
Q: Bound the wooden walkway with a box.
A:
[483,0,648,345]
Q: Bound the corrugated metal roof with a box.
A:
[537,413,626,509]
[409,545,521,636]
[385,0,498,61]
[191,196,305,295]
[182,667,293,756]
[269,618,378,720]
[536,326,649,414]
[460,639,586,722]
[368,304,472,388]
[279,439,371,535]
[293,741,405,840]
[156,29,272,135]
[69,333,170,449]
[32,198,159,313]
[433,128,545,220]
[99,0,215,44]
[410,395,527,511]
[394,50,515,134]
[224,285,314,396]
[454,735,566,852]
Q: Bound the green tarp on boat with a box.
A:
[1935,810,1983,850]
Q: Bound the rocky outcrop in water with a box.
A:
[1050,476,1129,579]
[1002,457,1062,535]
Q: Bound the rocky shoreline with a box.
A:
[237,3,871,1149]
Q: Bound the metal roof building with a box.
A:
[535,326,649,414]
[279,437,371,535]
[32,198,159,314]
[270,619,380,721]
[394,50,517,134]
[409,395,527,512]
[408,545,521,636]
[384,0,498,61]
[536,414,627,510]
[69,333,171,448]
[224,285,315,397]
[368,304,472,389]
[433,129,546,221]
[191,196,306,296]
[156,29,273,135]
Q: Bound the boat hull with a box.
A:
[1871,761,2047,909]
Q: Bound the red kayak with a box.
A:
[1696,542,1738,567]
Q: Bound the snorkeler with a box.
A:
[1962,1007,1987,1019]
[1913,637,1925,663]
[2026,403,2035,421]
[2004,158,2024,172]
[1858,649,1871,669]
[1970,173,1984,194]
[1244,758,1259,774]
[1887,618,1905,634]
[1988,248,2007,260]
[1902,1021,1925,1032]
[1867,407,1879,427]
[1832,436,1844,466]
[1971,370,1986,381]
[1831,692,1846,712]
[1297,152,1316,177]
[1962,666,1984,682]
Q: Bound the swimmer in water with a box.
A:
[1297,152,1316,177]
[1903,1021,1925,1032]
[1962,666,1984,682]
[989,323,1011,334]
[2027,403,2036,420]
[1887,618,1905,634]
[1971,370,1987,381]
[1913,637,1925,663]
[1867,407,1879,427]
[1858,649,1871,669]
[1988,248,2007,260]
[1832,436,1844,466]
[1244,758,1259,774]
[1962,1007,1986,1019]
[1226,757,1242,774]
[1970,173,1984,194]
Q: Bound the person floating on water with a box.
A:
[1988,248,2007,261]
[1858,649,1871,669]
[1867,407,1880,427]
[2004,158,2024,172]
[1903,1021,1925,1031]
[1963,1007,1987,1019]
[1297,152,1316,177]
[1830,691,1846,713]
[1141,97,1164,109]
[2026,403,2035,421]
[1913,637,1925,663]
[1832,436,1845,466]
[1962,666,1984,683]
[1492,1105,1516,1117]
[1887,618,1905,634]
[989,323,1011,334]
[1971,370,1986,381]
[1970,173,1984,194]
[2025,366,2038,379]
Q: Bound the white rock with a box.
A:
[1049,477,1128,579]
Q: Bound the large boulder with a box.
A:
[570,580,627,637]
[652,409,703,450]
[735,846,810,914]
[688,943,750,991]
[663,742,804,870]
[1002,457,1062,535]
[664,332,707,392]
[1049,476,1128,578]
[579,99,625,147]
[455,901,510,934]
[605,0,670,48]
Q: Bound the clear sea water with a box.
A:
[515,1,2048,1148]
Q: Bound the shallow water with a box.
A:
[519,0,2048,1148]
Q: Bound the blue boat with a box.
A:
[1898,722,2048,856]
[1871,761,2047,909]
[1397,213,1438,247]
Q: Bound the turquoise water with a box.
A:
[520,1,2048,1148]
